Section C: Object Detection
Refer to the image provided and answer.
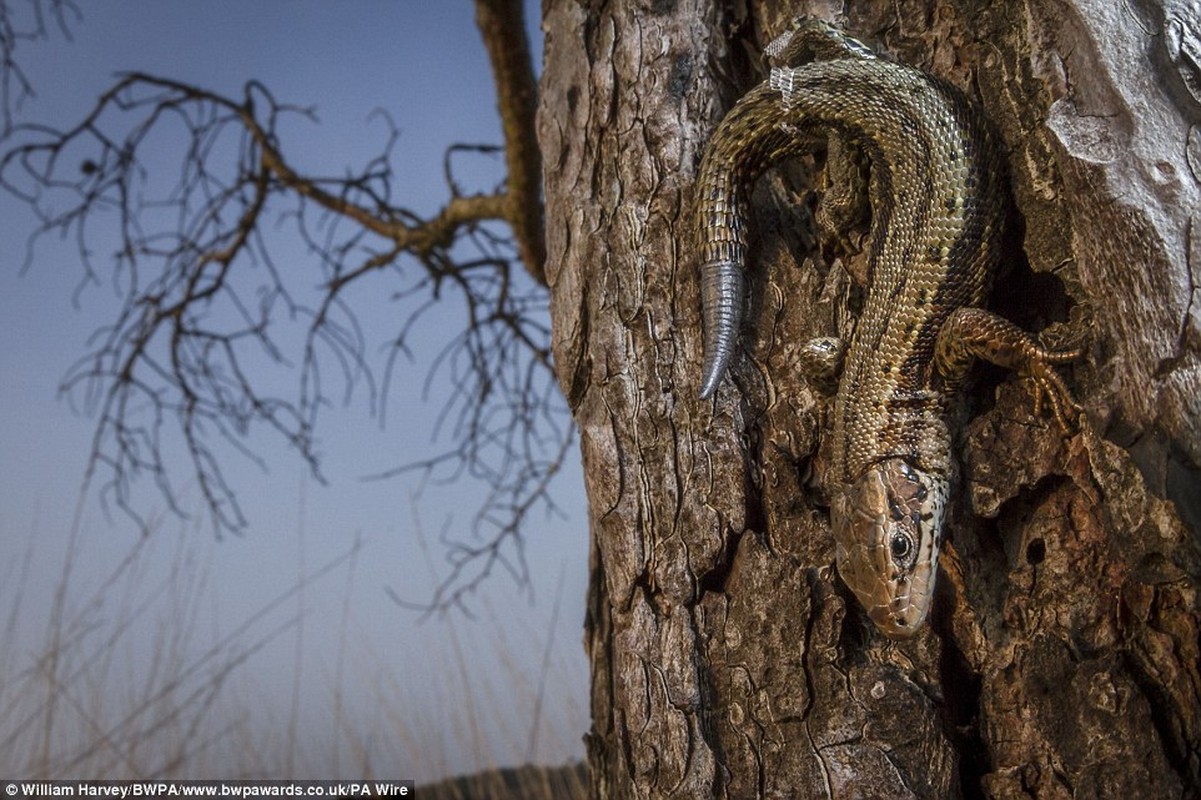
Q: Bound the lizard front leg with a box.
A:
[935,307,1083,430]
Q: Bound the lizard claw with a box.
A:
[1025,366,1082,433]
[1024,340,1084,433]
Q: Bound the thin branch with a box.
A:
[0,0,81,135]
[2,6,568,607]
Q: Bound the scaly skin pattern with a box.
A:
[696,20,1079,638]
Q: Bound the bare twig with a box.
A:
[1,6,567,607]
[0,0,81,134]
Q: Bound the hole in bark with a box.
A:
[1026,537,1046,565]
[835,589,871,661]
[977,217,1078,422]
[994,268,1073,326]
[698,527,743,596]
[932,572,990,799]
[991,203,1073,328]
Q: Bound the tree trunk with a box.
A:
[538,0,1201,796]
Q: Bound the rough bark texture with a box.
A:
[538,0,1201,797]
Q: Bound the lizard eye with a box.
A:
[889,532,914,567]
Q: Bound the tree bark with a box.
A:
[539,0,1201,797]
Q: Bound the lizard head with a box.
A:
[832,458,947,639]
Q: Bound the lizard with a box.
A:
[694,19,1081,638]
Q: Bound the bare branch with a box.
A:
[0,0,81,135]
[2,5,567,606]
[474,0,546,285]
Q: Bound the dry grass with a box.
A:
[0,511,587,797]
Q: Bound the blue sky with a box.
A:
[0,0,588,781]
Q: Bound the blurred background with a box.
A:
[0,1,589,787]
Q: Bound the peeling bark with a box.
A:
[539,0,1201,796]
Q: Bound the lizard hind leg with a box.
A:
[935,307,1083,430]
[796,336,846,396]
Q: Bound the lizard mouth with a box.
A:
[866,587,931,639]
